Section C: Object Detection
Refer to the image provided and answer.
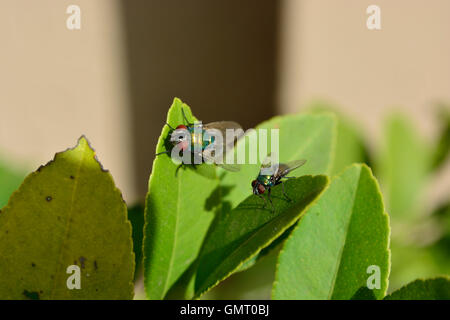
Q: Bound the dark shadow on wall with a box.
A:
[121,0,279,197]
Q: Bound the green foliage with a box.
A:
[220,112,336,272]
[0,137,134,299]
[1,98,449,300]
[350,287,377,300]
[272,164,390,300]
[377,115,430,221]
[331,116,371,175]
[0,158,26,208]
[376,109,450,296]
[220,112,336,212]
[431,106,450,170]
[128,203,145,279]
[305,100,372,175]
[143,99,219,300]
[194,175,328,298]
[384,277,450,300]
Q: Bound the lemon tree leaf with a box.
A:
[220,113,336,273]
[143,98,220,299]
[0,137,134,299]
[272,164,390,300]
[350,286,377,300]
[377,115,430,221]
[0,158,26,208]
[331,115,371,175]
[305,100,371,175]
[220,113,336,212]
[128,203,145,280]
[193,175,329,298]
[384,277,450,300]
[431,106,450,170]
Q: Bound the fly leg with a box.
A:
[258,194,268,209]
[175,163,185,177]
[165,123,175,130]
[156,150,170,156]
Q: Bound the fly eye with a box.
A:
[176,124,188,130]
[257,184,265,194]
[251,180,257,187]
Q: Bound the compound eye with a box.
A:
[251,180,257,187]
[257,184,265,194]
[176,124,188,130]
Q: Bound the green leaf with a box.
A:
[0,136,135,299]
[432,107,450,171]
[194,175,329,298]
[377,115,430,221]
[389,240,450,292]
[0,158,26,208]
[350,286,377,300]
[272,164,390,300]
[331,116,371,175]
[305,100,371,175]
[384,277,450,300]
[220,112,336,212]
[143,98,220,300]
[432,202,450,258]
[128,203,145,280]
[236,225,293,273]
[219,112,336,272]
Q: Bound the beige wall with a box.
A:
[0,1,278,202]
[278,0,450,139]
[0,1,135,201]
[1,0,449,203]
[278,0,450,204]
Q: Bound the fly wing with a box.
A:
[259,152,279,176]
[203,121,243,130]
[276,159,307,178]
[203,121,244,148]
[203,121,244,170]
[217,162,241,172]
[202,152,240,172]
[260,152,274,169]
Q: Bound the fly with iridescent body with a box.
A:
[156,107,244,172]
[252,153,307,212]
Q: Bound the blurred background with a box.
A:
[1,0,449,298]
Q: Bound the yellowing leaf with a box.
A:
[0,137,134,299]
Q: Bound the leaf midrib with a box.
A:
[49,144,86,299]
[196,182,322,298]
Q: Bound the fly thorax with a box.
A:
[202,134,215,149]
[257,175,272,187]
[190,129,203,152]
